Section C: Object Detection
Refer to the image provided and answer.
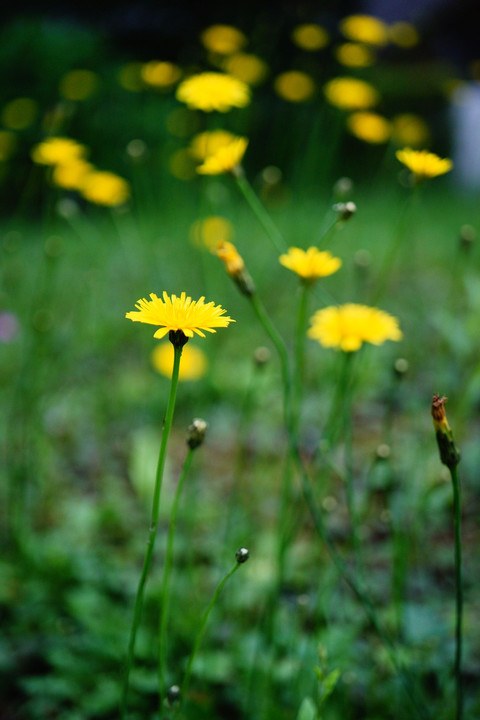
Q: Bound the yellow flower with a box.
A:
[308,303,402,352]
[126,291,234,339]
[200,25,247,55]
[2,98,37,130]
[335,43,375,67]
[223,53,268,85]
[196,136,248,175]
[391,114,429,147]
[347,112,391,143]
[176,72,250,112]
[389,22,419,48]
[324,77,379,110]
[151,342,208,381]
[396,148,452,179]
[141,61,182,88]
[59,70,99,101]
[189,130,237,160]
[274,71,316,103]
[52,159,94,189]
[190,216,234,250]
[31,137,87,165]
[80,170,130,206]
[279,247,342,284]
[216,240,245,275]
[291,24,329,51]
[339,15,389,46]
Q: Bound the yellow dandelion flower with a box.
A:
[31,137,87,165]
[291,24,329,51]
[389,22,419,48]
[189,130,237,160]
[347,111,391,143]
[391,114,429,147]
[151,341,208,381]
[274,71,316,103]
[176,72,250,112]
[396,148,452,179]
[339,15,389,46]
[126,291,234,339]
[308,303,402,352]
[2,97,37,130]
[223,53,268,85]
[190,216,234,250]
[52,159,94,189]
[200,25,247,55]
[279,247,342,284]
[324,77,379,110]
[59,70,99,101]
[335,42,375,67]
[141,61,182,88]
[80,170,130,206]
[196,136,248,175]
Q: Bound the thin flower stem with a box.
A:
[450,465,463,720]
[120,344,183,720]
[234,171,286,254]
[158,447,195,703]
[293,284,310,438]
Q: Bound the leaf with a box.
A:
[297,696,317,720]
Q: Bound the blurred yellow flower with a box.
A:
[335,43,375,67]
[308,304,402,352]
[0,131,17,161]
[141,61,182,88]
[200,25,247,55]
[279,247,342,284]
[168,149,197,180]
[274,71,316,103]
[59,70,99,101]
[196,136,248,175]
[52,159,94,189]
[151,341,208,380]
[324,77,379,110]
[118,63,144,92]
[176,72,250,112]
[391,114,429,147]
[347,112,391,143]
[190,216,234,250]
[223,53,268,85]
[291,24,329,51]
[339,15,388,46]
[396,148,452,179]
[189,130,237,160]
[2,98,37,130]
[126,291,234,339]
[80,170,130,206]
[389,22,419,48]
[216,240,245,275]
[31,137,87,165]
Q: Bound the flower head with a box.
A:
[189,130,238,161]
[274,71,316,103]
[431,394,460,469]
[151,342,208,381]
[126,291,234,340]
[324,77,379,110]
[308,303,402,352]
[176,72,250,112]
[216,241,255,296]
[31,137,87,165]
[52,159,94,190]
[396,148,452,180]
[141,61,182,89]
[339,15,388,46]
[347,112,391,144]
[196,136,248,175]
[391,115,429,147]
[335,43,375,67]
[279,247,342,284]
[223,53,268,86]
[291,24,329,51]
[200,25,246,55]
[79,170,130,206]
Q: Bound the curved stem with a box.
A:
[234,172,285,254]
[120,344,183,720]
[450,465,463,720]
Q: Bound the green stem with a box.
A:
[158,448,195,704]
[120,344,183,720]
[293,284,310,439]
[234,171,285,254]
[450,465,463,720]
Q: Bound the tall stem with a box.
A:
[292,284,310,440]
[450,465,463,720]
[120,344,183,720]
[234,172,285,254]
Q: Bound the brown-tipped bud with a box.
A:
[431,394,460,469]
[216,240,255,296]
[235,547,249,564]
[169,329,189,349]
[253,346,271,367]
[187,418,208,450]
[333,201,357,222]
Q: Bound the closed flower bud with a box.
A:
[216,240,256,296]
[431,394,460,469]
[333,201,357,221]
[235,547,249,563]
[187,418,208,449]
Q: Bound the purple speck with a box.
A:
[0,312,20,342]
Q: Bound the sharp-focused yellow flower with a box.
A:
[141,61,182,88]
[126,291,234,339]
[335,42,375,67]
[223,53,268,85]
[216,240,245,275]
[80,170,130,206]
[291,24,329,51]
[324,77,379,110]
[389,22,419,48]
[396,148,452,179]
[279,247,342,283]
[274,71,316,103]
[196,136,248,175]
[347,111,391,143]
[200,25,247,55]
[31,137,87,165]
[176,72,250,112]
[308,303,402,352]
[151,341,208,381]
[190,216,234,250]
[52,159,94,189]
[339,15,389,46]
[189,130,237,160]
[2,97,37,130]
[59,70,99,101]
[391,115,429,147]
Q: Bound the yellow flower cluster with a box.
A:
[279,247,342,284]
[308,304,402,352]
[176,72,250,112]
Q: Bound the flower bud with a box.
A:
[187,418,208,449]
[216,240,255,296]
[333,201,357,222]
[431,394,460,469]
[166,685,180,704]
[235,547,249,564]
[253,346,271,367]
